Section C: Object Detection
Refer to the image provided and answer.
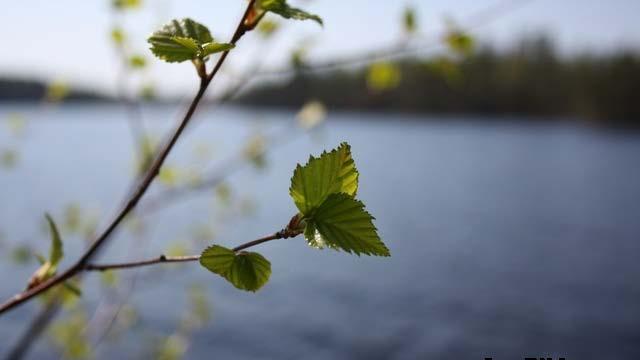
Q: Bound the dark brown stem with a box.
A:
[0,0,258,316]
[84,231,289,272]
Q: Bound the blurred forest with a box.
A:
[238,36,640,128]
[2,35,639,128]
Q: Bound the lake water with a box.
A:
[0,104,639,359]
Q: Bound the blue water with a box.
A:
[0,104,639,359]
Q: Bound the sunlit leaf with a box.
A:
[257,0,323,25]
[201,42,235,57]
[305,193,389,256]
[45,214,63,266]
[289,142,358,215]
[148,18,234,63]
[200,245,271,292]
[367,62,402,91]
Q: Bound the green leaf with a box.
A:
[305,193,390,256]
[148,18,233,63]
[45,214,63,266]
[201,42,235,57]
[170,36,200,53]
[258,0,323,26]
[200,245,271,292]
[403,7,417,34]
[289,142,358,215]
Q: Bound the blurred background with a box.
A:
[1,0,640,359]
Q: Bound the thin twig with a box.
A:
[84,231,287,272]
[0,0,258,316]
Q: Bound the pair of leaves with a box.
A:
[290,143,390,256]
[200,245,271,292]
[148,18,234,63]
[257,0,323,26]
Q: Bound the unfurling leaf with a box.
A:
[304,193,390,256]
[289,142,358,215]
[27,214,65,290]
[148,18,234,63]
[200,245,271,292]
[257,0,323,26]
[46,214,63,266]
[289,143,389,257]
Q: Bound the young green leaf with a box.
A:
[148,18,234,63]
[403,7,417,34]
[27,214,65,290]
[304,193,390,256]
[201,42,236,57]
[289,142,358,215]
[45,214,63,266]
[200,245,271,292]
[258,0,323,26]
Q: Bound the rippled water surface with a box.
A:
[0,104,639,359]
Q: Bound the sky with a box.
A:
[1,0,639,96]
